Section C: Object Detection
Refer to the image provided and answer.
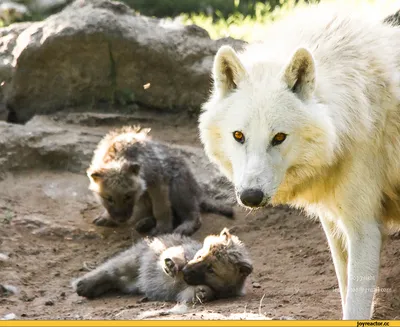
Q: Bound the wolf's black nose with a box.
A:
[182,266,202,285]
[240,189,264,207]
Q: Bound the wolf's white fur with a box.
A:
[199,3,400,320]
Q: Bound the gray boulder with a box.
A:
[0,22,31,120]
[3,0,245,122]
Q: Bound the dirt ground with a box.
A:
[1,116,400,320]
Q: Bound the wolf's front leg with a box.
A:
[148,185,174,235]
[72,247,141,298]
[72,269,115,298]
[320,216,348,311]
[132,192,156,233]
[342,221,381,320]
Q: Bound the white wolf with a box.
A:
[198,4,400,320]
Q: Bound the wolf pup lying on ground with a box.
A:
[198,3,400,320]
[87,126,234,236]
[72,228,252,303]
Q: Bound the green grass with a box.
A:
[180,0,400,42]
[180,0,307,41]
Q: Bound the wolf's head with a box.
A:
[87,160,145,223]
[199,45,338,207]
[182,228,253,297]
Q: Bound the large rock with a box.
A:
[0,22,31,120]
[0,116,99,174]
[2,0,245,122]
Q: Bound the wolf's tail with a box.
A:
[200,198,234,219]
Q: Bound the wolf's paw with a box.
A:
[92,215,118,227]
[74,278,97,298]
[162,258,178,278]
[148,224,173,236]
[134,216,156,234]
[194,285,214,304]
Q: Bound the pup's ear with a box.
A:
[111,142,123,155]
[238,261,253,276]
[87,169,105,183]
[283,47,315,101]
[213,45,246,96]
[220,227,231,243]
[121,161,140,175]
[140,127,151,136]
[135,127,151,141]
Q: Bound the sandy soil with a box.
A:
[1,116,400,320]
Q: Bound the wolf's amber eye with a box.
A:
[271,133,287,146]
[233,131,245,144]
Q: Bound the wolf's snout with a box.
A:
[182,266,204,285]
[182,266,195,281]
[240,189,264,207]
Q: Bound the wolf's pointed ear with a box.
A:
[213,45,246,96]
[111,142,123,155]
[137,127,151,140]
[141,127,151,135]
[121,161,140,175]
[87,169,104,183]
[220,227,231,242]
[238,261,253,276]
[283,48,315,101]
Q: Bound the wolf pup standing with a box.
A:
[87,126,234,236]
[199,3,400,320]
[72,228,252,303]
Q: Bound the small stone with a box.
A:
[0,284,18,296]
[1,313,16,320]
[45,300,54,306]
[0,253,9,262]
[252,282,261,288]
[279,316,296,320]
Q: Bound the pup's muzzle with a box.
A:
[182,265,205,285]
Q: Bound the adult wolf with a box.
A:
[198,4,400,320]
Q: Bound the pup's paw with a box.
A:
[148,226,172,237]
[134,216,156,234]
[194,285,214,304]
[92,215,118,227]
[162,258,178,278]
[73,278,97,298]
